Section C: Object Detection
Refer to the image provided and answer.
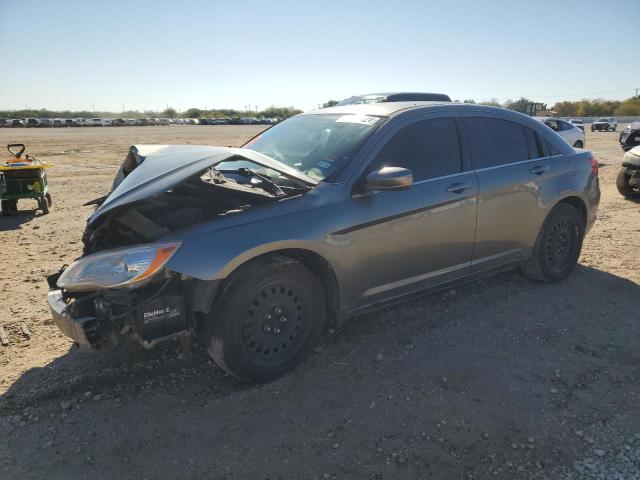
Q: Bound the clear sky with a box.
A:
[1,0,638,112]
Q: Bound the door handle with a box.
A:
[530,165,550,175]
[446,182,473,194]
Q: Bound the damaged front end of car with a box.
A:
[47,144,316,352]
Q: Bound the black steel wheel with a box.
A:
[205,255,325,383]
[544,217,575,274]
[521,203,584,283]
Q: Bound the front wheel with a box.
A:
[617,167,640,199]
[573,140,583,149]
[521,203,584,283]
[205,255,325,383]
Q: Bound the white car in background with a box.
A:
[535,117,585,148]
[568,119,584,131]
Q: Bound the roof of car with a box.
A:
[302,101,455,117]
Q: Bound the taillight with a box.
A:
[590,157,599,176]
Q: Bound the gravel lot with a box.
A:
[0,125,638,480]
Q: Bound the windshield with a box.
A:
[243,113,382,181]
[596,118,608,122]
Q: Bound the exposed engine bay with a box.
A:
[47,145,315,352]
[82,146,311,255]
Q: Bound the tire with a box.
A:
[39,197,49,214]
[573,140,583,148]
[616,167,640,199]
[1,200,9,216]
[46,193,52,207]
[613,126,617,132]
[521,203,584,283]
[591,126,595,132]
[205,255,325,383]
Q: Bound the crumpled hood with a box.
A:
[88,144,317,225]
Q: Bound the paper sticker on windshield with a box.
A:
[335,114,378,125]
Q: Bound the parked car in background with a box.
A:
[591,117,617,132]
[52,118,64,127]
[64,119,76,127]
[112,118,126,126]
[101,119,114,127]
[40,118,52,128]
[24,118,42,127]
[0,119,7,127]
[8,119,23,127]
[535,117,585,148]
[568,119,584,131]
[619,121,640,151]
[47,101,600,383]
[617,145,640,199]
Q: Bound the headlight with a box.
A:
[57,243,181,291]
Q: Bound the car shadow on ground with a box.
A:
[1,264,639,479]
[0,209,39,230]
[2,263,639,411]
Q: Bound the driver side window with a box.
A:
[368,117,462,181]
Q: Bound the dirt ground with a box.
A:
[0,125,638,480]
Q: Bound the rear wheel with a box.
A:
[39,196,49,214]
[205,255,325,383]
[521,203,584,283]
[573,140,583,148]
[1,200,10,216]
[617,167,640,199]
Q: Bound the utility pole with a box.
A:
[635,88,638,100]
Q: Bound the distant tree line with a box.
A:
[4,96,640,120]
[459,96,640,116]
[0,106,303,120]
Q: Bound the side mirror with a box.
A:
[365,167,413,192]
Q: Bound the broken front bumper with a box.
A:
[46,269,195,352]
[47,289,113,352]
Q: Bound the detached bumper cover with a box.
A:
[48,290,108,351]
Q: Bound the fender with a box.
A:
[622,149,640,169]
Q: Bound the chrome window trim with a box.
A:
[473,156,551,174]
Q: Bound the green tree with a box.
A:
[504,97,533,114]
[183,108,202,118]
[615,98,640,116]
[463,99,476,104]
[322,100,339,108]
[162,107,177,117]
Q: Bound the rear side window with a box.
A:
[370,117,462,181]
[523,127,544,159]
[465,117,530,169]
[558,121,574,131]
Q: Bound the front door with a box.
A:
[341,115,478,309]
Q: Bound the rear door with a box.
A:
[344,114,478,307]
[462,115,551,271]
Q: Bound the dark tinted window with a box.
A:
[524,127,544,159]
[370,117,461,181]
[558,120,573,131]
[465,117,529,169]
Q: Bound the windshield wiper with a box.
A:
[219,167,287,197]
